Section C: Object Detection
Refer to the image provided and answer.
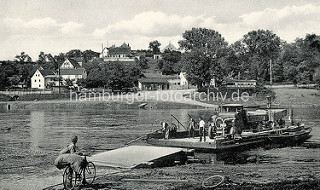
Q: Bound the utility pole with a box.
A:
[269,59,272,86]
[58,62,61,94]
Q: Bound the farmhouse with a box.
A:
[31,67,56,89]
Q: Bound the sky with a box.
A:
[1,0,320,61]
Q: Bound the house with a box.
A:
[60,57,82,69]
[138,78,169,90]
[31,67,56,89]
[223,78,257,88]
[138,72,193,90]
[59,58,87,85]
[161,42,178,53]
[102,43,136,62]
[179,72,189,88]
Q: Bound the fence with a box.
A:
[0,90,52,95]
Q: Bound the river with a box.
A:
[0,102,319,189]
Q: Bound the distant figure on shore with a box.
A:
[199,117,206,142]
[188,118,195,138]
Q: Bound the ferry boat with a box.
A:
[147,100,312,152]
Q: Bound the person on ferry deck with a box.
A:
[199,117,206,142]
[161,122,170,139]
[208,112,218,139]
[188,118,195,138]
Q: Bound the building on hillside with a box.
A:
[60,57,82,69]
[59,58,87,86]
[31,67,56,89]
[161,42,178,53]
[153,54,162,60]
[102,42,136,62]
[72,57,84,67]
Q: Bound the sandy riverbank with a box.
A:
[2,89,218,110]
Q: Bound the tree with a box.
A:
[180,49,214,87]
[66,49,83,58]
[108,61,142,90]
[313,67,320,87]
[136,55,149,70]
[15,52,32,63]
[37,51,46,65]
[160,50,181,75]
[178,28,228,87]
[279,34,320,84]
[238,30,282,82]
[149,40,161,54]
[83,50,100,63]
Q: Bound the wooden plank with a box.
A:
[88,145,185,168]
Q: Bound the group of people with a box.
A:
[187,109,246,141]
[161,121,177,139]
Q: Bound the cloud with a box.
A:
[92,11,216,39]
[24,17,58,30]
[2,4,320,60]
[239,4,320,41]
[93,4,320,45]
[59,22,85,35]
[0,17,85,36]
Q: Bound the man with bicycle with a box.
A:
[54,135,88,184]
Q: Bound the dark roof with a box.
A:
[161,42,178,53]
[138,78,169,84]
[143,73,179,79]
[67,58,81,68]
[108,43,131,55]
[120,43,130,48]
[39,69,55,77]
[59,68,86,75]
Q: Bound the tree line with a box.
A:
[178,28,320,87]
[1,28,320,90]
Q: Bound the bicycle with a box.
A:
[62,154,96,190]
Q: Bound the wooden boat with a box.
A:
[139,103,148,109]
[266,126,312,144]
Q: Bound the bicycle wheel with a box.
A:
[84,162,96,184]
[63,166,77,190]
[202,175,225,188]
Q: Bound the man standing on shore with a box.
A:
[199,117,206,142]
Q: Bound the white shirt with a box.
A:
[199,120,205,128]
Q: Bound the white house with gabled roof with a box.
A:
[31,67,56,89]
[58,58,87,85]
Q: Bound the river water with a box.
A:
[0,102,320,189]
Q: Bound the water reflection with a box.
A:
[30,111,44,152]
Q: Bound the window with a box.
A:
[34,80,36,82]
[39,79,40,82]
[39,84,41,87]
